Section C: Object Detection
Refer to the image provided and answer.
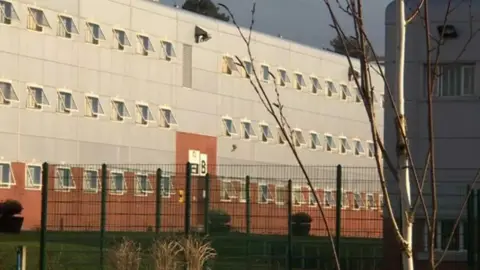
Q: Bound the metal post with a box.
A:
[335,164,342,269]
[467,185,473,269]
[185,162,192,236]
[204,173,210,234]
[245,176,251,269]
[155,168,163,234]
[475,189,480,269]
[16,245,26,270]
[39,162,49,270]
[287,179,293,270]
[100,164,107,270]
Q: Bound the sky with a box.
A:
[162,0,391,55]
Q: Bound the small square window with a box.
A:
[366,194,377,209]
[241,120,257,140]
[324,190,335,207]
[27,7,50,32]
[135,103,155,126]
[222,117,237,137]
[159,107,178,128]
[0,163,15,188]
[294,73,306,90]
[326,81,338,97]
[110,171,126,195]
[57,90,78,113]
[275,185,286,205]
[353,140,365,156]
[340,84,352,100]
[220,180,237,201]
[354,87,362,103]
[27,85,49,110]
[277,69,290,87]
[161,40,176,61]
[83,169,99,193]
[258,183,273,204]
[339,137,352,154]
[292,186,306,206]
[293,129,306,147]
[86,22,105,45]
[243,60,253,78]
[0,1,19,25]
[161,176,175,198]
[367,141,375,158]
[26,164,41,190]
[277,126,287,145]
[353,192,364,209]
[259,123,274,142]
[85,95,104,118]
[311,76,321,94]
[0,81,19,105]
[113,28,131,51]
[222,56,238,75]
[310,132,322,150]
[261,65,270,82]
[57,15,78,38]
[54,167,75,191]
[325,134,337,152]
[135,173,153,196]
[111,100,131,122]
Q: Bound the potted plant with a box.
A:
[291,212,312,236]
[208,209,231,233]
[0,199,24,233]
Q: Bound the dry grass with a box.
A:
[150,237,183,270]
[107,237,142,270]
[179,235,217,270]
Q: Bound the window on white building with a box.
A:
[85,95,104,118]
[310,132,322,150]
[137,34,154,56]
[222,117,237,137]
[0,1,19,25]
[161,40,176,61]
[27,7,50,32]
[325,134,337,152]
[0,81,19,105]
[310,76,321,94]
[293,129,306,147]
[57,15,78,38]
[222,56,238,75]
[326,81,338,97]
[259,123,274,142]
[111,100,131,122]
[428,64,475,97]
[277,68,290,87]
[135,103,155,126]
[113,28,131,51]
[27,85,49,110]
[294,73,307,90]
[241,120,257,140]
[159,107,178,128]
[57,90,78,113]
[86,22,105,45]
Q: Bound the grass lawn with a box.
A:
[0,231,382,270]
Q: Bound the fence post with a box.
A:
[16,245,26,270]
[185,162,192,236]
[155,168,163,235]
[204,173,210,234]
[245,175,251,269]
[475,189,480,269]
[39,162,49,270]
[100,164,107,270]
[335,164,342,269]
[287,179,293,270]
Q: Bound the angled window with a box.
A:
[340,84,352,100]
[367,140,375,158]
[54,167,75,191]
[261,65,270,82]
[27,85,49,110]
[293,129,306,147]
[111,99,131,122]
[222,56,238,75]
[161,40,176,61]
[161,175,175,198]
[310,132,322,150]
[240,120,257,140]
[135,173,153,196]
[366,193,377,209]
[292,186,306,206]
[310,76,321,94]
[341,190,349,208]
[308,189,318,206]
[220,179,237,201]
[277,126,287,145]
[57,90,78,113]
[294,73,306,90]
[136,34,154,56]
[26,164,41,190]
[259,122,274,142]
[379,194,384,211]
[243,60,253,78]
[83,169,99,193]
[0,162,15,188]
[27,7,50,32]
[324,190,335,208]
[0,1,19,25]
[353,192,364,209]
[135,102,155,126]
[326,80,338,97]
[86,22,105,45]
[0,81,19,105]
[221,117,237,137]
[381,94,385,108]
[339,137,352,154]
[325,134,337,152]
[85,94,104,118]
[239,182,246,202]
[258,183,273,204]
[57,15,78,38]
[113,28,131,51]
[277,68,290,87]
[354,87,362,103]
[275,185,286,205]
[353,139,365,156]
[110,171,126,195]
[159,107,178,128]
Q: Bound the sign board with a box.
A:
[188,149,208,176]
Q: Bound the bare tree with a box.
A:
[219,1,480,270]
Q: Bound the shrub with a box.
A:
[0,200,23,217]
[150,236,183,270]
[179,235,216,270]
[208,209,231,233]
[107,237,142,270]
[291,212,312,224]
[291,212,312,236]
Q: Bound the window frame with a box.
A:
[324,133,338,152]
[159,106,178,128]
[135,102,155,126]
[274,184,286,205]
[54,166,75,192]
[221,116,237,137]
[353,192,364,210]
[85,21,106,45]
[339,136,352,155]
[0,162,15,189]
[238,181,247,203]
[112,28,131,51]
[240,119,257,140]
[340,189,349,209]
[160,40,176,61]
[309,131,322,150]
[259,122,274,143]
[292,128,307,147]
[366,140,375,158]
[354,86,362,103]
[26,84,50,110]
[160,174,175,198]
[427,63,476,98]
[379,194,384,211]
[242,59,253,78]
[109,170,126,195]
[111,98,131,122]
[57,89,78,114]
[339,83,353,101]
[0,79,20,105]
[366,193,377,210]
[325,80,338,97]
[308,188,318,207]
[292,186,306,206]
[25,163,42,191]
[260,64,271,82]
[136,33,155,56]
[294,72,307,90]
[423,220,466,253]
[277,126,287,145]
[57,14,79,39]
[220,179,237,202]
[27,6,51,32]
[83,168,100,193]
[277,68,290,87]
[310,75,321,95]
[257,182,272,204]
[222,55,238,75]
[324,189,335,208]
[352,138,365,156]
[85,94,104,118]
[0,0,20,25]
[134,172,154,197]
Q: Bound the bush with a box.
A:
[0,199,23,217]
[291,212,312,236]
[291,212,312,224]
[208,209,231,233]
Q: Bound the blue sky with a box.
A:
[162,0,391,55]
